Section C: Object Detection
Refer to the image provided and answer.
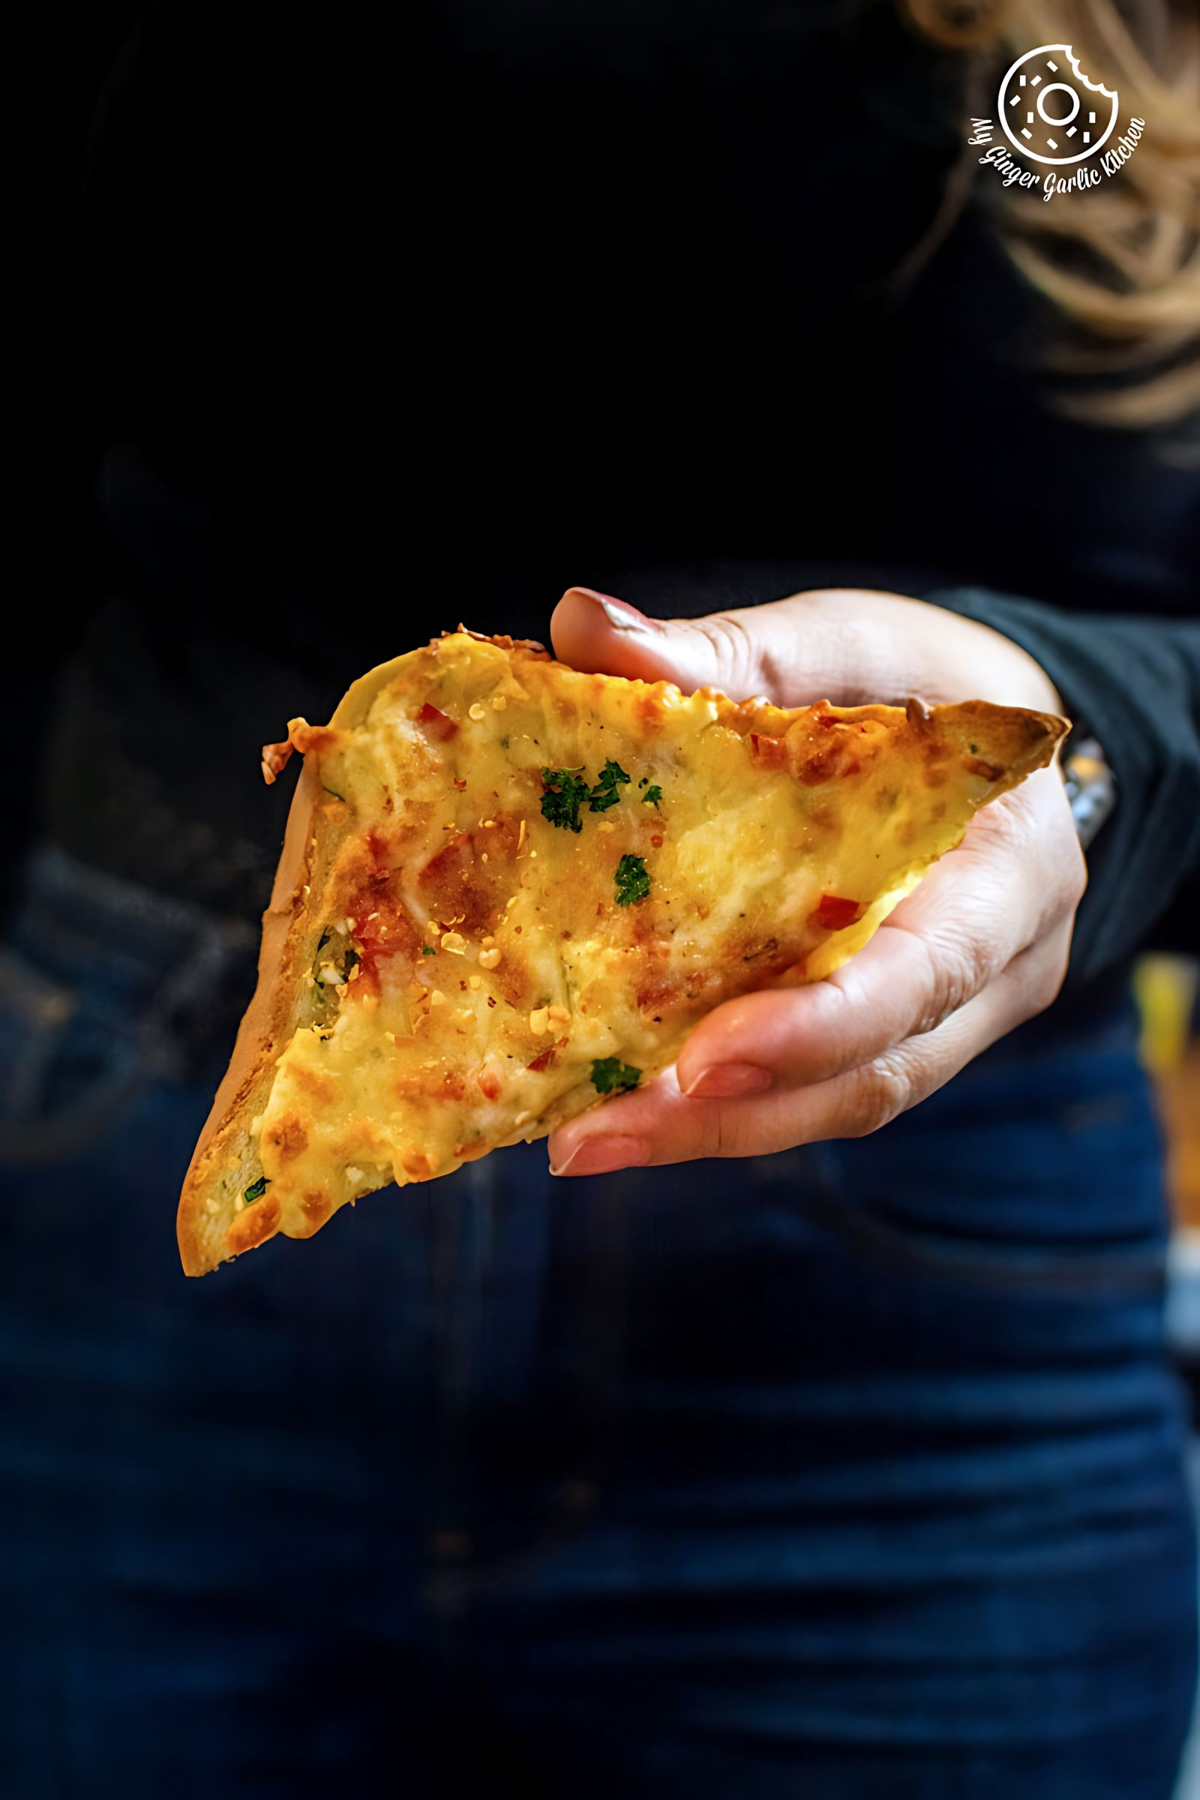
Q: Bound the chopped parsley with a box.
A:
[588,758,631,813]
[591,1056,641,1094]
[540,766,589,832]
[614,853,651,906]
[243,1176,271,1205]
[541,761,662,831]
[422,944,436,956]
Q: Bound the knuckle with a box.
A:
[677,1097,748,1163]
[930,937,992,1027]
[962,786,1029,854]
[806,975,870,1079]
[695,613,761,697]
[894,921,992,1035]
[712,1102,766,1160]
[1041,779,1088,910]
[1027,923,1076,1018]
[840,1053,914,1138]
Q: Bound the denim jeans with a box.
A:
[1,851,1195,1797]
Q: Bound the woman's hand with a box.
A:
[545,586,1087,1178]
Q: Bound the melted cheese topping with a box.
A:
[245,633,1060,1245]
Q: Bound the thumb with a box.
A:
[549,585,886,706]
[549,586,1062,711]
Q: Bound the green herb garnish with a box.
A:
[588,758,631,813]
[243,1176,271,1205]
[540,766,590,833]
[614,853,651,906]
[422,944,436,956]
[591,1057,641,1094]
[641,784,662,807]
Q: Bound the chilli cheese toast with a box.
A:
[178,630,1066,1274]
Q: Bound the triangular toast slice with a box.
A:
[178,630,1066,1274]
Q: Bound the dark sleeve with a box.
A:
[926,589,1200,982]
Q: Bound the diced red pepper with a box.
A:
[809,893,865,931]
[416,702,458,741]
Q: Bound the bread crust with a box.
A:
[178,641,556,1274]
[178,633,1066,1276]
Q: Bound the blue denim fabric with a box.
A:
[1,853,1195,1798]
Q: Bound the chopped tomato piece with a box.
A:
[346,879,421,985]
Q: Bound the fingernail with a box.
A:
[565,588,659,635]
[681,1063,774,1099]
[550,1134,649,1177]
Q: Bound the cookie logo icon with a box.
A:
[998,44,1118,167]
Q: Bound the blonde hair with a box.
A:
[900,0,1200,429]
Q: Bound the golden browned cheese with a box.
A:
[177,631,1066,1274]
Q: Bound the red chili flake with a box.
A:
[528,1036,568,1074]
